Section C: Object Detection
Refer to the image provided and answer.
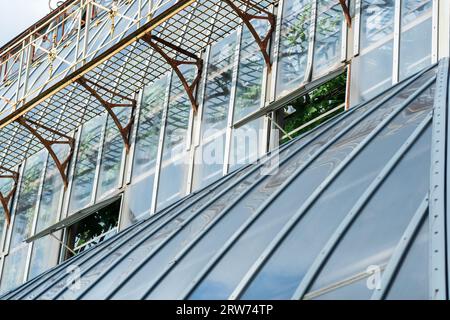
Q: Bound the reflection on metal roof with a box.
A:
[1,60,448,300]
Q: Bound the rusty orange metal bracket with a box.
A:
[0,167,19,225]
[141,34,203,113]
[222,0,275,71]
[338,0,352,28]
[16,117,75,189]
[76,77,137,152]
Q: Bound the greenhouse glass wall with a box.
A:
[0,0,449,299]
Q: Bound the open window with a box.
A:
[26,195,122,261]
[64,197,121,259]
[272,70,347,145]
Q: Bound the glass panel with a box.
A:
[233,23,265,121]
[229,119,263,172]
[192,33,237,191]
[350,0,395,105]
[10,150,47,248]
[69,115,105,213]
[156,67,194,211]
[122,75,168,226]
[307,126,432,300]
[241,84,435,299]
[399,0,433,80]
[276,0,312,99]
[28,234,61,280]
[385,216,428,300]
[97,109,129,200]
[350,42,394,104]
[35,145,67,233]
[312,0,343,78]
[28,145,68,280]
[0,246,28,294]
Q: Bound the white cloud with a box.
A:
[0,0,55,48]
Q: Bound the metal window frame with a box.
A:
[268,0,284,105]
[304,0,317,84]
[353,0,362,57]
[392,0,402,85]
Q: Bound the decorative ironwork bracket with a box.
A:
[222,0,276,70]
[0,166,19,225]
[76,77,137,152]
[16,117,75,189]
[338,0,352,28]
[141,34,203,113]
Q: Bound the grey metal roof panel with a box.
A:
[1,60,448,300]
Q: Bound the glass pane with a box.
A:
[233,23,265,121]
[350,0,395,105]
[276,0,312,99]
[351,42,394,104]
[156,67,194,211]
[312,0,343,78]
[307,125,432,300]
[10,150,47,248]
[35,144,67,233]
[192,33,237,191]
[28,234,61,280]
[122,75,168,226]
[360,0,395,49]
[0,246,28,294]
[229,119,263,172]
[399,0,432,80]
[385,216,428,300]
[69,115,105,213]
[97,109,129,200]
[27,145,68,280]
[241,83,435,299]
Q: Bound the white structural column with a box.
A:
[437,0,450,59]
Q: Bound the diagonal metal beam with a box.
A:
[16,116,75,189]
[338,0,352,27]
[0,166,19,225]
[222,0,275,70]
[141,33,203,113]
[76,76,137,152]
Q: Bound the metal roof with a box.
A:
[1,59,449,300]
